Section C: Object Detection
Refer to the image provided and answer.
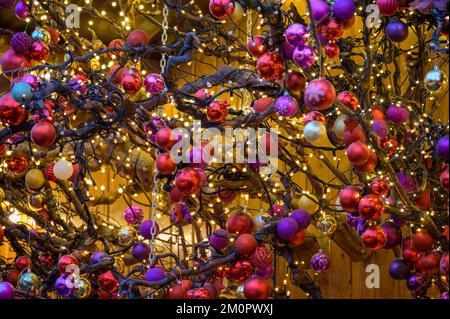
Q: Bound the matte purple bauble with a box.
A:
[397,171,416,193]
[255,266,273,279]
[55,275,74,296]
[381,221,402,248]
[311,0,330,22]
[386,104,409,124]
[139,219,160,239]
[144,267,165,281]
[285,24,309,47]
[0,282,15,299]
[311,251,330,272]
[406,273,426,291]
[332,0,356,21]
[277,217,299,240]
[14,1,29,20]
[389,259,411,280]
[386,20,409,42]
[346,213,360,229]
[293,45,316,69]
[144,73,165,95]
[0,0,15,9]
[124,205,144,225]
[11,32,33,55]
[91,251,106,264]
[274,95,298,117]
[281,41,296,60]
[290,209,311,230]
[132,242,150,261]
[437,135,449,160]
[210,229,230,250]
[372,119,388,139]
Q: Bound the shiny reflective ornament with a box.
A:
[304,120,327,145]
[256,52,284,81]
[72,277,92,299]
[209,0,235,20]
[30,42,50,61]
[31,28,51,45]
[424,67,448,94]
[53,159,74,180]
[236,284,245,298]
[18,271,40,292]
[117,226,138,245]
[247,36,268,58]
[311,250,331,272]
[316,215,337,235]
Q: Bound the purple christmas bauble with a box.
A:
[293,45,316,69]
[0,0,15,9]
[406,273,426,291]
[436,135,449,160]
[139,219,160,239]
[144,267,165,281]
[372,119,388,139]
[144,73,165,95]
[124,205,144,225]
[0,282,15,299]
[346,213,360,229]
[14,1,29,20]
[274,95,298,117]
[389,259,411,280]
[55,275,74,297]
[91,251,107,264]
[311,0,330,22]
[332,0,356,21]
[210,229,230,250]
[132,242,150,261]
[277,217,299,240]
[290,209,311,230]
[11,32,33,55]
[380,221,402,248]
[281,41,296,60]
[386,20,409,43]
[20,74,39,91]
[386,104,409,124]
[311,251,331,272]
[397,171,416,193]
[442,292,449,299]
[285,24,309,47]
[390,214,407,227]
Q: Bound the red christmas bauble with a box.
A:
[57,255,79,274]
[256,52,284,81]
[175,167,202,195]
[339,186,361,213]
[343,118,366,145]
[226,212,253,235]
[156,153,176,175]
[236,234,257,256]
[380,136,398,157]
[30,42,49,61]
[412,230,434,252]
[376,0,399,16]
[166,284,187,299]
[0,48,31,78]
[207,100,229,122]
[347,141,370,165]
[370,177,390,196]
[353,150,378,172]
[415,189,432,210]
[5,156,29,173]
[337,91,358,111]
[169,185,188,203]
[4,269,20,286]
[228,259,254,282]
[361,226,387,250]
[209,0,235,20]
[244,277,271,299]
[187,287,214,299]
[371,106,385,120]
[247,36,268,58]
[304,78,336,111]
[38,253,53,267]
[415,253,441,276]
[97,270,119,294]
[108,64,125,85]
[250,246,274,269]
[288,230,306,246]
[121,68,142,94]
[402,237,421,263]
[325,43,340,58]
[0,92,28,126]
[30,121,57,147]
[44,163,57,182]
[358,194,384,220]
[253,97,274,113]
[287,71,306,91]
[155,127,179,150]
[34,105,55,124]
[321,19,345,41]
[108,39,124,57]
[218,187,237,203]
[15,256,31,271]
[441,169,449,190]
[126,29,149,47]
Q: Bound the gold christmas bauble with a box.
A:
[424,68,448,94]
[29,193,45,211]
[117,226,137,245]
[25,169,46,191]
[316,215,337,236]
[72,277,92,299]
[31,28,51,45]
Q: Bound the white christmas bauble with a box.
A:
[304,120,327,145]
[53,159,74,180]
[333,114,348,140]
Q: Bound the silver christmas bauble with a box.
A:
[424,68,448,94]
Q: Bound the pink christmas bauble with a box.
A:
[293,45,316,69]
[339,186,361,213]
[175,167,202,195]
[347,141,370,165]
[144,74,165,95]
[209,0,235,20]
[376,0,399,16]
[337,91,358,111]
[274,95,298,117]
[121,68,142,94]
[30,121,57,147]
[126,29,149,47]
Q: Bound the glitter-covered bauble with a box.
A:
[325,43,340,58]
[18,271,40,292]
[0,92,28,126]
[0,282,15,299]
[337,91,358,111]
[30,121,57,147]
[209,0,235,20]
[437,135,449,160]
[347,213,360,229]
[175,167,202,195]
[0,48,31,77]
[424,68,448,94]
[11,82,33,103]
[123,205,144,225]
[30,42,50,61]
[285,23,309,47]
[361,225,387,250]
[31,28,51,45]
[377,0,399,16]
[117,226,137,245]
[256,52,284,81]
[228,259,254,282]
[274,95,298,117]
[10,32,33,55]
[72,278,92,299]
[311,250,330,272]
[320,19,345,41]
[14,1,29,20]
[207,99,229,122]
[251,246,274,269]
[293,45,316,69]
[386,20,409,42]
[139,219,160,239]
[389,259,411,280]
[57,255,79,274]
[243,277,271,299]
[304,78,336,110]
[316,214,337,235]
[247,36,268,58]
[126,29,149,47]
[386,104,409,124]
[144,73,165,95]
[97,270,119,294]
[132,242,150,261]
[358,194,384,220]
[5,156,29,173]
[332,0,356,21]
[121,68,142,94]
[406,273,426,291]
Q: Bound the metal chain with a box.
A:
[160,3,169,74]
[243,9,253,114]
